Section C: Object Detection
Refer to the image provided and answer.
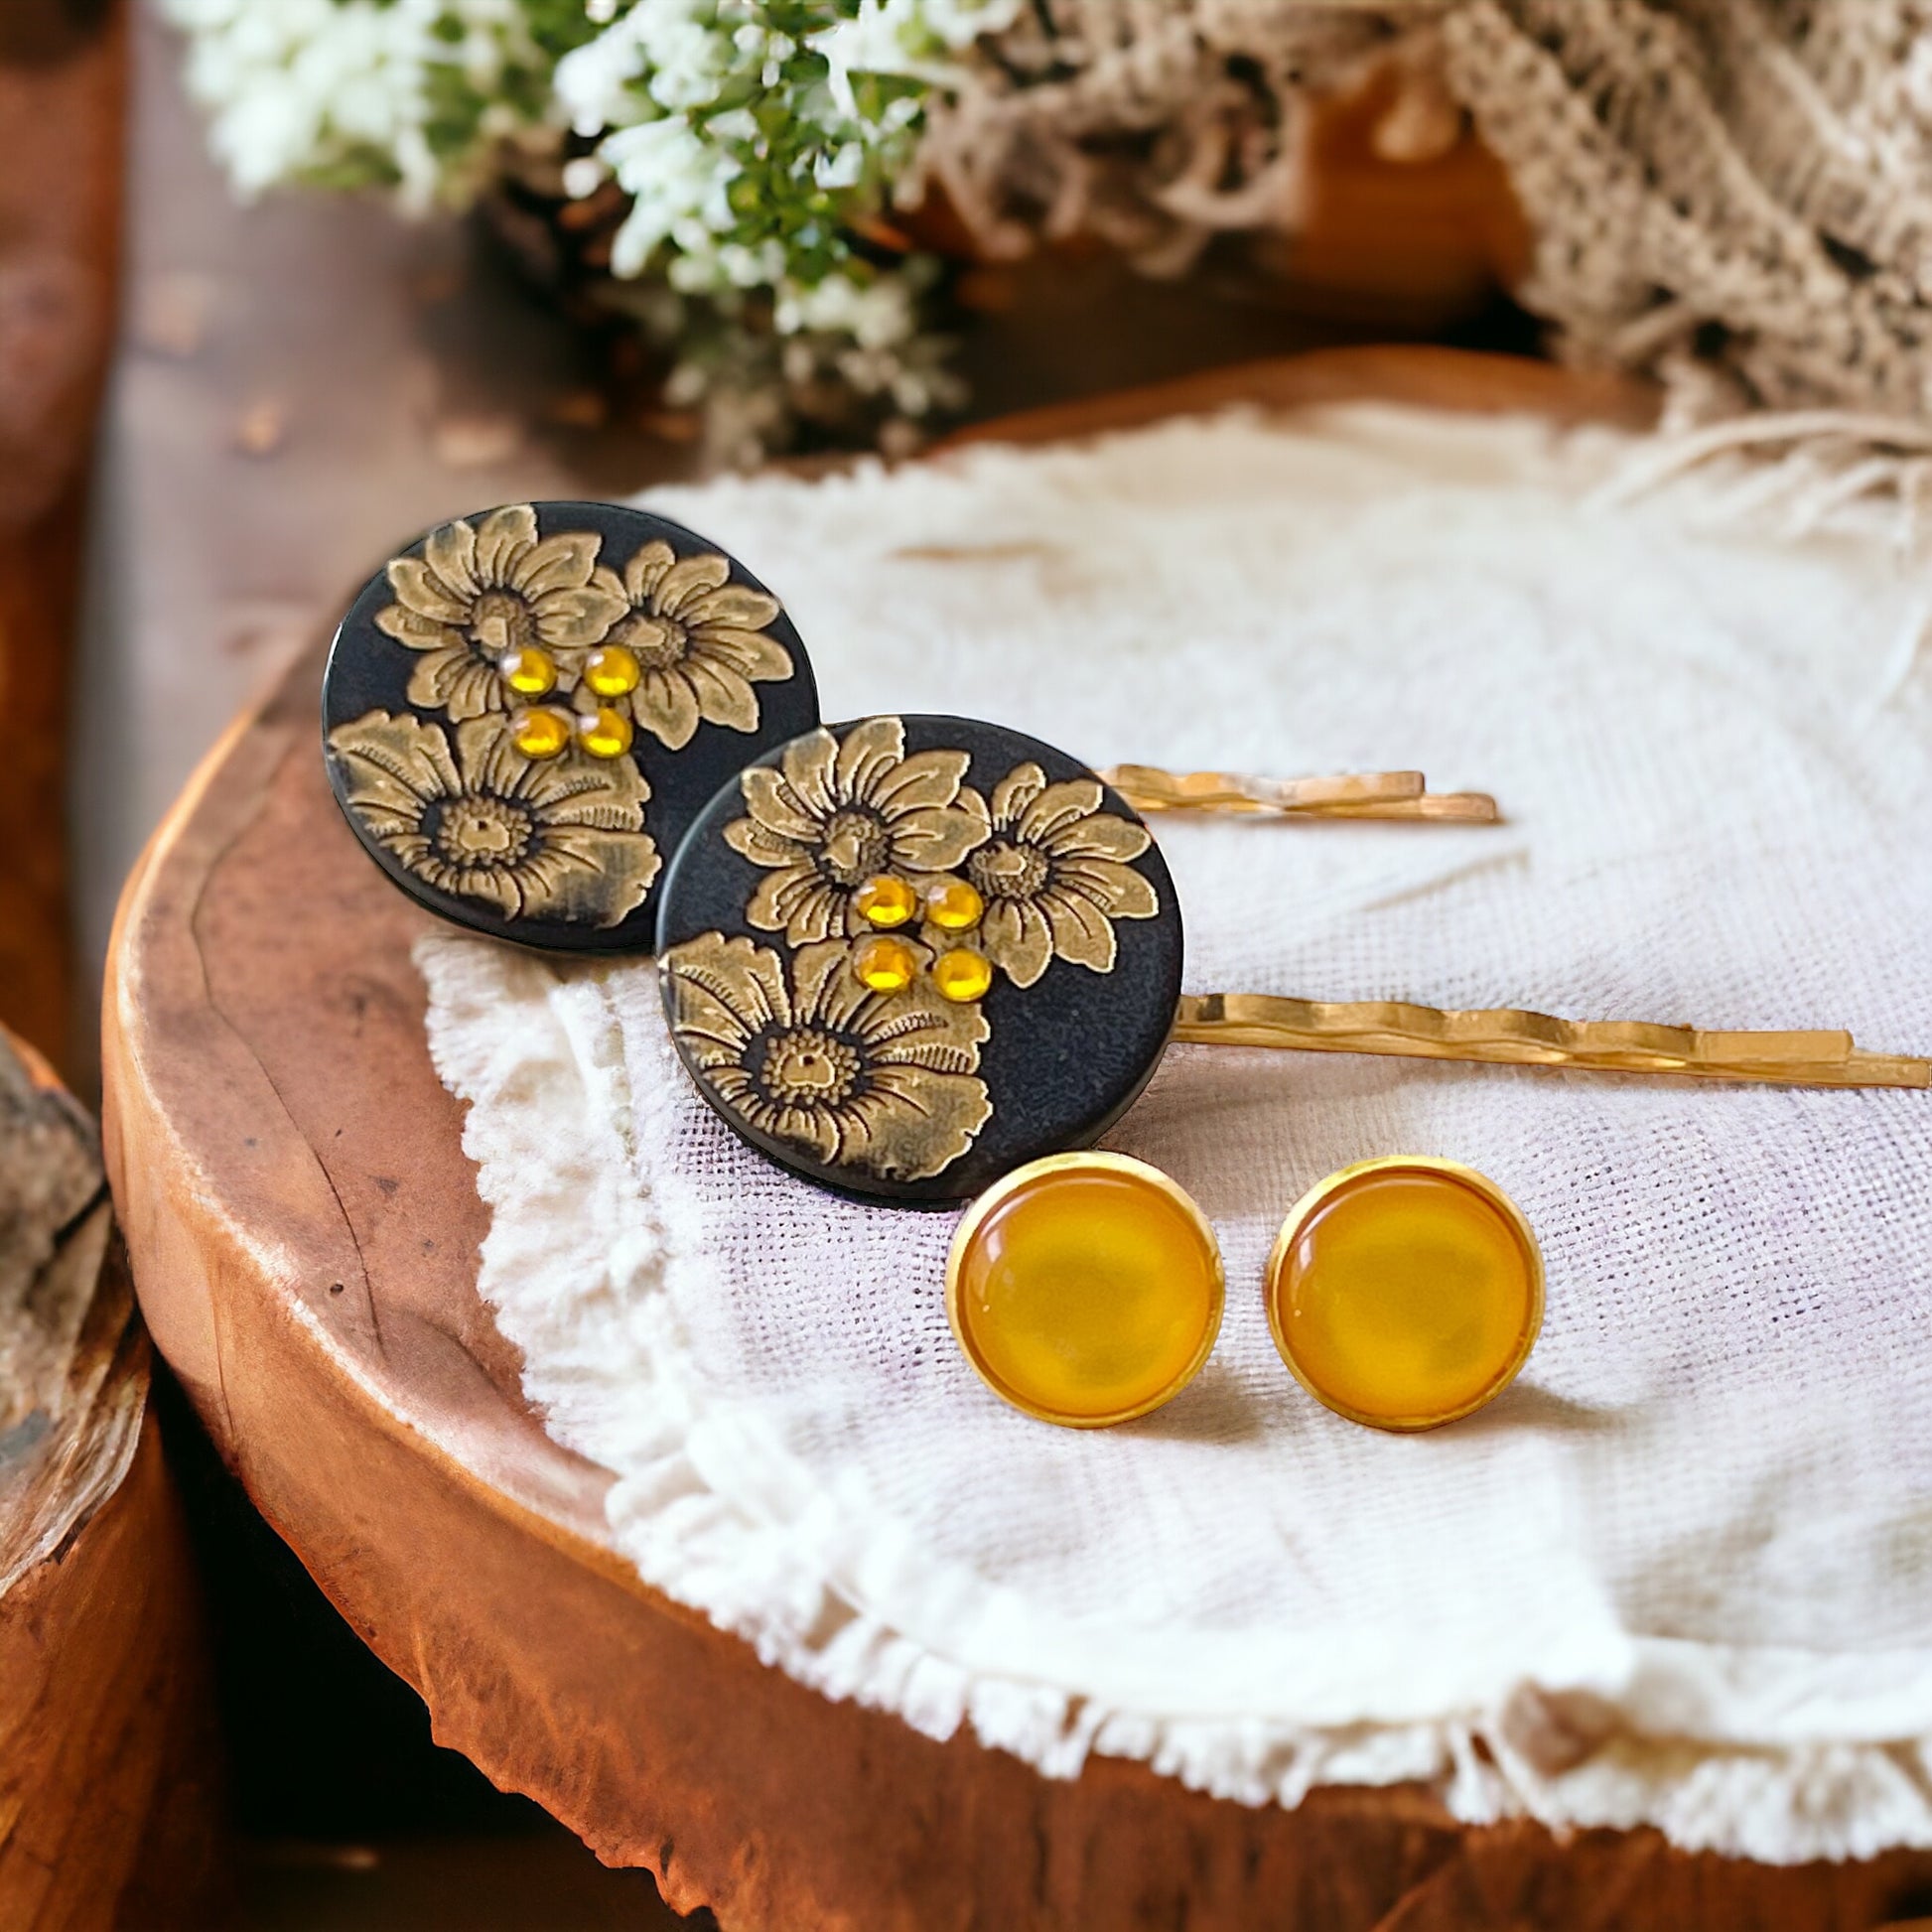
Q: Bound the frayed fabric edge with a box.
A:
[415,927,1932,1868]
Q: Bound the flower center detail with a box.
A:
[467,590,539,658]
[758,1028,862,1110]
[430,794,534,870]
[617,611,690,672]
[969,838,1050,900]
[817,809,893,889]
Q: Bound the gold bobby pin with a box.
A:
[1102,764,1501,824]
[1172,995,1930,1090]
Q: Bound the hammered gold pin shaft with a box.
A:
[1104,765,1500,824]
[1173,994,1929,1090]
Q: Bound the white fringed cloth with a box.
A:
[418,405,1932,1863]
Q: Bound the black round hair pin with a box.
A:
[655,714,1183,1205]
[322,500,819,952]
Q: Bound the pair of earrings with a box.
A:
[947,1151,1542,1433]
[323,500,1925,1214]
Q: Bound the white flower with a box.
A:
[819,0,1020,118]
[601,116,742,278]
[775,272,916,352]
[165,0,995,460]
[164,0,554,209]
[554,0,726,129]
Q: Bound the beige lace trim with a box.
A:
[925,1,1932,502]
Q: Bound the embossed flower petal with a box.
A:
[745,867,846,945]
[887,798,992,873]
[1041,889,1118,972]
[621,539,676,603]
[682,583,781,630]
[1020,777,1112,845]
[1056,857,1160,918]
[978,896,1055,989]
[329,709,462,829]
[725,787,817,859]
[831,715,908,801]
[1047,812,1151,862]
[661,932,789,1060]
[374,506,624,723]
[989,762,1046,826]
[635,667,704,751]
[516,530,604,600]
[424,515,483,600]
[777,727,843,818]
[595,531,794,751]
[713,629,793,683]
[407,649,503,721]
[966,758,1162,984]
[472,504,539,584]
[661,932,990,1183]
[871,748,975,814]
[682,654,762,736]
[383,556,472,627]
[329,709,656,929]
[838,1068,992,1179]
[654,552,732,611]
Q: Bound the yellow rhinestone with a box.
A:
[510,707,573,759]
[924,879,985,933]
[584,643,642,697]
[853,935,919,995]
[931,948,993,1004]
[577,705,634,759]
[499,645,557,697]
[854,875,919,929]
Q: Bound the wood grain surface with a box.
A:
[1,1025,222,1930]
[100,348,1932,1931]
[0,0,126,1067]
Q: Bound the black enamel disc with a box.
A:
[655,714,1183,1206]
[322,499,818,953]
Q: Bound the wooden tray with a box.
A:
[101,346,1932,1930]
[1,1028,219,1930]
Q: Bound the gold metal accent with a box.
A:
[1103,764,1500,824]
[1173,993,1930,1090]
[945,1151,1225,1430]
[1265,1157,1543,1434]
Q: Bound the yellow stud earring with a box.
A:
[946,1153,1224,1429]
[1265,1158,1543,1432]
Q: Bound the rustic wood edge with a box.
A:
[940,343,1659,453]
[0,0,127,1067]
[99,346,1932,1931]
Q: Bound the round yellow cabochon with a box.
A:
[1267,1160,1542,1432]
[948,1155,1224,1428]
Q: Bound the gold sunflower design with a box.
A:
[724,717,991,944]
[579,540,794,752]
[925,762,1159,988]
[376,505,627,720]
[661,931,992,1181]
[329,711,659,926]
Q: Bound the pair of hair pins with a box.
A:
[323,501,1925,1424]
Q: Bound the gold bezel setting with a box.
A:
[945,1151,1226,1429]
[1265,1155,1544,1433]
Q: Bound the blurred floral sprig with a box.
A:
[164,0,1018,460]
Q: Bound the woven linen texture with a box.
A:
[419,405,1932,1862]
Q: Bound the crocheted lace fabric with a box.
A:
[418,402,1932,1865]
[932,1,1932,482]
